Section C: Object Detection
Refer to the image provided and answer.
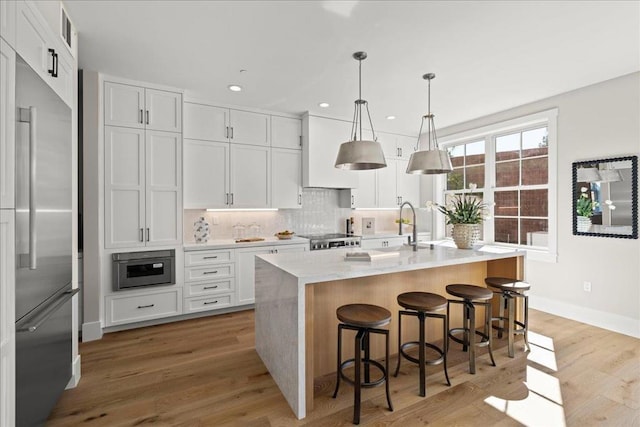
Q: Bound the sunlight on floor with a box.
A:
[484,331,566,426]
[526,331,558,371]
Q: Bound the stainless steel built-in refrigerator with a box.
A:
[14,55,75,426]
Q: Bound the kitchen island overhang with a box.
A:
[254,244,525,419]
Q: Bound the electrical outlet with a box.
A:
[212,216,219,225]
[583,281,592,292]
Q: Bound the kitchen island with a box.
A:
[254,244,524,419]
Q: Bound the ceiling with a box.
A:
[66,1,639,135]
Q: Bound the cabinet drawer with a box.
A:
[185,249,235,266]
[106,289,181,326]
[185,278,234,297]
[185,263,234,282]
[184,294,233,314]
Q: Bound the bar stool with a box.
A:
[446,284,496,374]
[394,292,451,397]
[485,277,531,358]
[332,303,394,425]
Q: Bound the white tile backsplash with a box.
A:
[184,188,430,242]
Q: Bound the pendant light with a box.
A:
[406,73,453,174]
[335,52,387,170]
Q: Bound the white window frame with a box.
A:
[434,109,558,262]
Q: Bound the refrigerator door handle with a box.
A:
[16,288,79,333]
[18,107,38,269]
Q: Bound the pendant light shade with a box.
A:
[335,52,387,170]
[406,73,453,175]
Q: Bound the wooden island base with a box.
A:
[304,257,522,413]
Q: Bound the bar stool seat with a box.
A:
[333,304,393,425]
[446,284,496,374]
[485,277,531,358]
[394,292,451,397]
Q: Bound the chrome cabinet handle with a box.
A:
[230,127,234,139]
[47,48,58,77]
[139,109,144,124]
[298,194,302,205]
[204,285,219,290]
[146,228,150,242]
[351,195,355,206]
[139,228,144,242]
[137,304,155,309]
[225,126,229,139]
[204,300,218,305]
[203,256,218,259]
[203,271,218,275]
[146,110,149,125]
[230,193,234,205]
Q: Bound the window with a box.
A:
[438,109,558,262]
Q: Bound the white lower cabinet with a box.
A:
[0,210,15,427]
[105,288,182,326]
[236,243,307,306]
[361,236,407,249]
[184,248,236,314]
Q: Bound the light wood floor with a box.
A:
[48,309,639,426]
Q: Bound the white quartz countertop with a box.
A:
[361,231,431,240]
[257,243,524,284]
[184,236,309,251]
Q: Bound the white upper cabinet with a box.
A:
[229,144,270,208]
[303,114,359,189]
[0,0,16,47]
[183,139,229,209]
[378,159,399,208]
[272,148,302,209]
[0,39,15,209]
[182,101,269,146]
[396,159,420,206]
[105,82,181,132]
[271,116,302,150]
[15,1,73,107]
[183,102,227,141]
[229,110,269,146]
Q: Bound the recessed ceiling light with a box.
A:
[228,85,242,92]
[386,115,396,120]
[318,102,330,108]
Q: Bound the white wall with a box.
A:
[437,72,640,337]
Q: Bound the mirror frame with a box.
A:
[572,155,638,239]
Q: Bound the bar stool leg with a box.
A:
[468,302,476,374]
[523,295,531,351]
[364,330,371,384]
[463,303,470,353]
[354,329,365,425]
[498,293,506,339]
[442,314,451,386]
[384,330,393,411]
[484,301,496,367]
[332,324,343,398]
[418,311,426,397]
[507,294,515,358]
[394,312,403,377]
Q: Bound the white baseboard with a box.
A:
[81,321,103,342]
[530,295,640,339]
[66,354,81,389]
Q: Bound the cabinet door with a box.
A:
[271,148,301,209]
[273,244,306,254]
[360,238,383,250]
[183,139,229,209]
[397,159,420,206]
[353,169,377,208]
[376,131,399,159]
[47,48,73,107]
[0,0,16,48]
[0,210,15,427]
[145,130,182,246]
[104,82,145,129]
[236,247,273,305]
[229,109,270,146]
[230,144,270,208]
[0,39,15,209]
[104,126,145,248]
[183,102,227,142]
[378,159,398,208]
[271,116,301,149]
[396,134,418,160]
[15,1,49,81]
[145,89,182,133]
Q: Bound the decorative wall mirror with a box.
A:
[572,155,638,239]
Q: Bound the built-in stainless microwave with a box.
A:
[112,250,175,291]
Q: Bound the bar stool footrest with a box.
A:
[338,358,388,389]
[448,328,491,348]
[399,341,445,366]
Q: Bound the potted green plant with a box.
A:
[576,187,598,232]
[431,190,487,249]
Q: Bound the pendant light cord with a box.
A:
[413,74,440,152]
[350,55,377,143]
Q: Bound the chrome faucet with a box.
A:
[399,201,418,251]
